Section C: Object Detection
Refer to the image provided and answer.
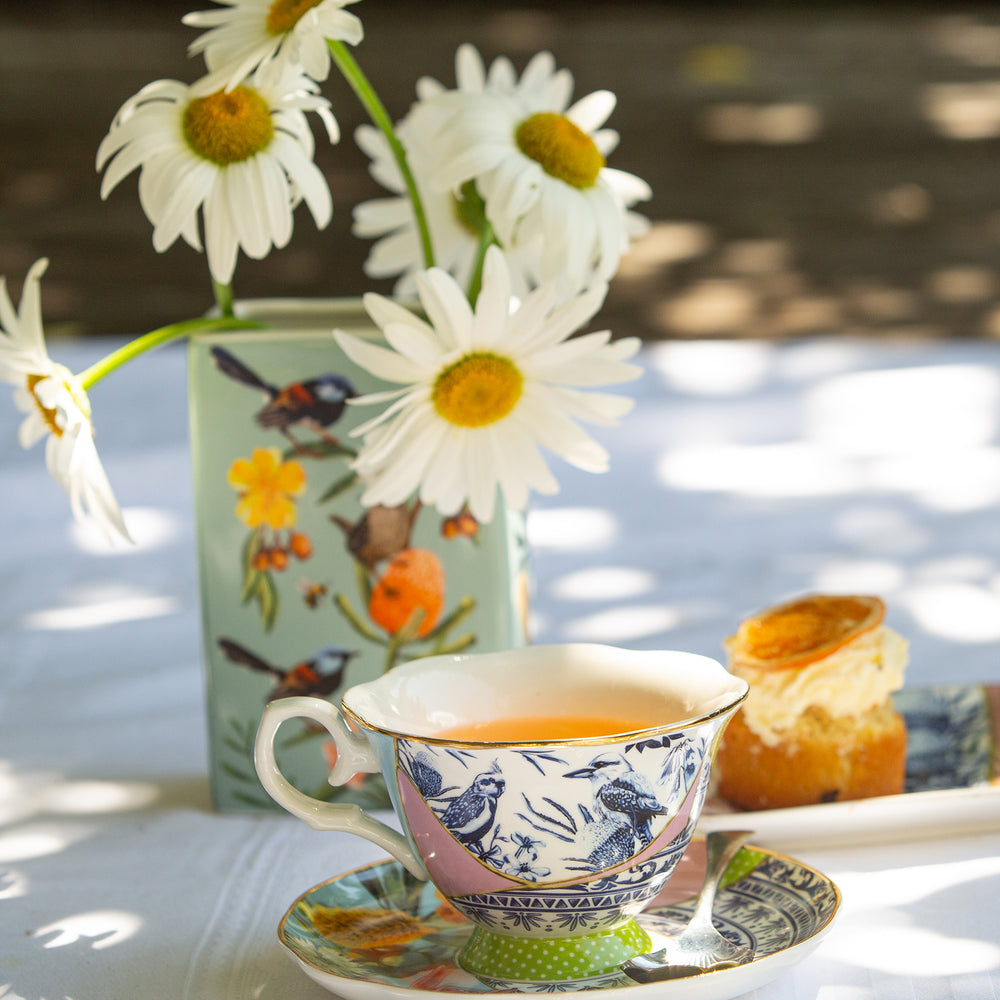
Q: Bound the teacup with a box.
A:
[254,643,747,986]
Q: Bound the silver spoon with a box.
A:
[623,829,755,982]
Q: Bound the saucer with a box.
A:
[278,839,840,998]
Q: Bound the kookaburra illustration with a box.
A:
[565,753,669,846]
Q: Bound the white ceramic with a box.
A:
[255,643,748,983]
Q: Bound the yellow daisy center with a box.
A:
[433,353,523,428]
[26,373,63,438]
[25,370,91,439]
[267,0,323,35]
[183,87,275,166]
[515,112,605,189]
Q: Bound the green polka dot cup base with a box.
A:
[256,644,748,985]
[458,919,653,986]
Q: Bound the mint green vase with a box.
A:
[188,299,529,811]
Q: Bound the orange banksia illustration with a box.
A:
[368,548,445,637]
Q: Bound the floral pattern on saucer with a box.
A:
[278,844,840,997]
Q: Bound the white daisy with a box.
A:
[183,0,364,94]
[353,44,549,300]
[96,66,337,286]
[354,116,542,303]
[333,246,642,524]
[425,43,575,105]
[430,53,652,292]
[0,260,131,544]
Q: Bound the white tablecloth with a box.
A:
[1,334,998,999]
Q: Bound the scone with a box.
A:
[715,594,908,810]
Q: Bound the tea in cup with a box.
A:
[254,643,747,986]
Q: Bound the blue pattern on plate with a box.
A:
[894,685,995,792]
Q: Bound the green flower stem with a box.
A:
[327,38,435,271]
[466,218,498,307]
[77,316,265,390]
[454,181,497,306]
[382,637,401,675]
[212,279,235,318]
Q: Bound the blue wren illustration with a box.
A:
[439,769,506,850]
[210,345,356,452]
[565,753,669,846]
[217,637,355,701]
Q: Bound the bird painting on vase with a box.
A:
[210,345,356,454]
[216,637,356,702]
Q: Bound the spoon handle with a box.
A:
[690,829,754,926]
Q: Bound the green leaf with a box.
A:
[334,593,386,644]
[282,440,357,462]
[240,570,261,606]
[221,762,254,781]
[354,559,373,607]
[424,594,476,640]
[317,470,360,504]
[434,633,477,655]
[226,716,252,741]
[317,775,393,810]
[393,606,426,646]
[240,529,264,604]
[279,724,325,750]
[232,790,272,808]
[257,572,280,632]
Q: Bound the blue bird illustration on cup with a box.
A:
[565,753,670,847]
[439,768,506,852]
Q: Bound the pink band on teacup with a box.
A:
[398,768,519,896]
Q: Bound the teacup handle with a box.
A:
[253,696,428,880]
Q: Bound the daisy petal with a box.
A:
[567,90,617,132]
[550,386,636,425]
[362,292,436,341]
[334,330,426,384]
[464,433,498,524]
[416,268,475,351]
[456,43,487,91]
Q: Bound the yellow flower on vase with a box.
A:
[228,446,306,528]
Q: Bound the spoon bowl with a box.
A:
[623,829,755,982]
